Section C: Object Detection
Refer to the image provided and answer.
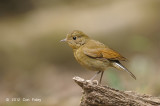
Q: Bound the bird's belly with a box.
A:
[74,50,110,71]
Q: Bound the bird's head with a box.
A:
[61,30,90,49]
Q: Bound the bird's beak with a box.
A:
[60,38,67,42]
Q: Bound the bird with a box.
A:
[61,30,136,84]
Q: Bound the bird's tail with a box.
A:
[111,62,136,80]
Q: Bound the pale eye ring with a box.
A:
[73,36,76,40]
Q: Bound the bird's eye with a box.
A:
[73,36,76,40]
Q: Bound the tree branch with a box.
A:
[73,76,160,106]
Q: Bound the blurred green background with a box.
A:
[0,0,160,106]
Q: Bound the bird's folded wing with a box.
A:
[83,47,127,61]
[83,48,103,58]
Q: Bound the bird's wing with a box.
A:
[83,40,127,61]
[101,48,127,61]
[83,48,103,58]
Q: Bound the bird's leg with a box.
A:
[90,71,101,81]
[99,71,104,84]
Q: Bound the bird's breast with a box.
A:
[74,48,110,71]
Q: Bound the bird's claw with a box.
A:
[86,80,99,85]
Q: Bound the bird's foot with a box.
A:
[86,80,99,85]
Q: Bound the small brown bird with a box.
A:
[61,30,136,84]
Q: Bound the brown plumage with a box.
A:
[61,30,136,84]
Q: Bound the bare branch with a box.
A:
[73,76,160,106]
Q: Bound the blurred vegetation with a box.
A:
[0,0,160,106]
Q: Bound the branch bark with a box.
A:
[73,76,160,106]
